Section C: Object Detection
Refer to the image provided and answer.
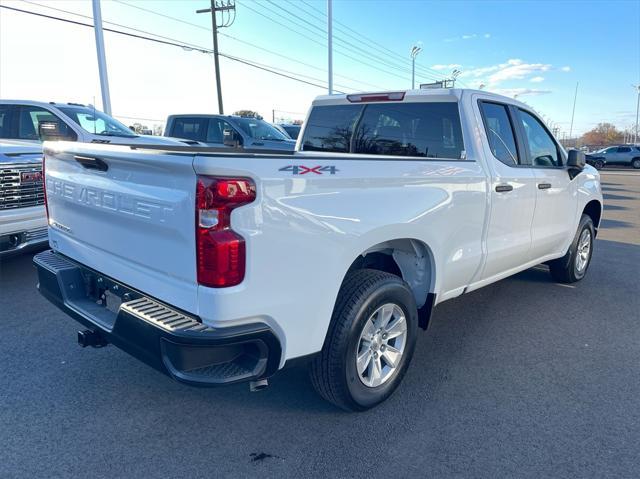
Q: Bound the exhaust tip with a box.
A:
[249,379,268,392]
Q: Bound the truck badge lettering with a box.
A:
[279,165,339,175]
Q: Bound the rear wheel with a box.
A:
[310,269,418,411]
[549,214,595,283]
[631,158,640,169]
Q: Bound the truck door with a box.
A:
[477,100,538,280]
[514,108,578,260]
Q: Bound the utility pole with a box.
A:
[92,0,111,115]
[569,82,578,141]
[197,1,236,114]
[410,44,422,89]
[327,0,333,94]
[633,84,640,144]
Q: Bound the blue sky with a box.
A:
[1,0,638,136]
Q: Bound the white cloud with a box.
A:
[431,63,462,71]
[530,76,545,83]
[493,88,552,98]
[487,59,551,84]
[444,33,491,42]
[561,66,571,72]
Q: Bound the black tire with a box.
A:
[594,159,605,170]
[549,214,595,283]
[631,158,640,169]
[310,269,418,411]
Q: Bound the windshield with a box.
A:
[234,118,288,141]
[58,106,137,137]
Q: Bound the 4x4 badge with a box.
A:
[279,165,338,175]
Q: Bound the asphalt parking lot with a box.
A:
[1,170,639,478]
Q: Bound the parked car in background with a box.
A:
[587,145,640,169]
[0,100,196,146]
[584,153,606,170]
[276,123,302,140]
[165,114,296,151]
[0,140,47,257]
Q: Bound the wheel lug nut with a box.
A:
[382,333,387,339]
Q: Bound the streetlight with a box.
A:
[410,43,422,89]
[451,69,461,87]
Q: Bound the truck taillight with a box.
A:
[196,176,256,288]
[42,155,49,222]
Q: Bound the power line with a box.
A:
[220,32,385,90]
[297,0,447,80]
[0,4,347,93]
[237,0,417,84]
[21,0,211,52]
[269,0,439,81]
[108,0,380,89]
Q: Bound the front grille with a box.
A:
[0,163,45,210]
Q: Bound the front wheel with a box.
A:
[631,158,640,169]
[594,159,605,170]
[310,269,418,411]
[549,214,595,283]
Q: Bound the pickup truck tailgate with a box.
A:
[43,143,198,313]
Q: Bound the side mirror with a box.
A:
[567,149,586,169]
[223,129,242,148]
[38,120,62,141]
[567,149,585,179]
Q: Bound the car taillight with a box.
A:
[42,155,49,222]
[196,176,256,288]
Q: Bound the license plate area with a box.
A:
[63,268,143,331]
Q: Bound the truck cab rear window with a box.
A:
[301,102,465,159]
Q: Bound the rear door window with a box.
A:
[171,117,208,142]
[617,147,631,153]
[479,102,520,165]
[206,118,236,143]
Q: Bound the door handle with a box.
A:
[495,184,513,193]
[537,183,552,190]
[74,155,109,172]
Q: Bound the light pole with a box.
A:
[327,0,333,94]
[633,84,640,144]
[410,44,422,89]
[92,0,111,115]
[451,69,461,88]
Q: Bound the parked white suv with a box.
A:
[0,141,47,256]
[0,100,194,146]
[35,88,602,410]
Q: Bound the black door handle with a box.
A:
[537,183,552,190]
[495,184,513,193]
[74,155,109,172]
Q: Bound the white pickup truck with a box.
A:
[35,89,602,411]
